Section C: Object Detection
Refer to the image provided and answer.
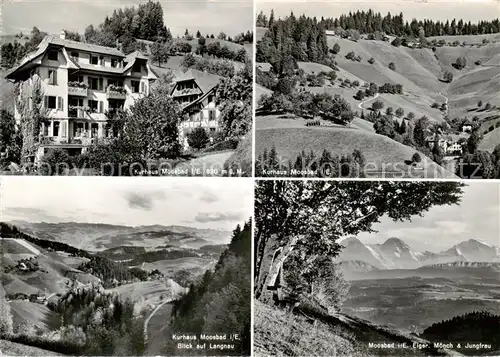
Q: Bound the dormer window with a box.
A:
[132,62,142,73]
[48,50,58,61]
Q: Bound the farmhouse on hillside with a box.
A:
[426,133,467,155]
[167,69,222,150]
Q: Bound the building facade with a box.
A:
[5,31,158,162]
[169,69,222,150]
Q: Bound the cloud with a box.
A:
[194,211,243,223]
[124,190,166,211]
[200,190,219,203]
[2,207,63,222]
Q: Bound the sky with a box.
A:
[356,182,500,253]
[0,177,253,230]
[3,0,253,38]
[257,0,500,23]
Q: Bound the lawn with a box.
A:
[10,300,60,331]
[255,116,456,178]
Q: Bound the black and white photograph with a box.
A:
[255,0,500,179]
[254,180,500,356]
[0,177,252,356]
[0,0,253,176]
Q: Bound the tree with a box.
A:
[355,90,365,101]
[150,40,170,67]
[0,295,13,336]
[0,109,22,168]
[395,108,404,118]
[254,181,464,300]
[218,32,227,40]
[385,107,394,116]
[444,71,453,83]
[389,62,396,71]
[467,131,482,154]
[391,37,402,47]
[368,57,375,64]
[123,79,182,160]
[454,56,467,70]
[196,30,201,38]
[413,116,429,147]
[332,43,341,54]
[187,127,209,150]
[478,100,483,108]
[485,102,491,110]
[372,100,384,112]
[39,148,72,176]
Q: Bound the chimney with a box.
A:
[60,30,66,40]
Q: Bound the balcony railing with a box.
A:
[68,107,87,118]
[106,85,127,100]
[68,82,88,97]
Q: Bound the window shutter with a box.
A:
[141,82,145,94]
[61,121,66,137]
[57,97,63,111]
[99,78,103,91]
[44,96,48,108]
[99,101,103,113]
[53,70,57,85]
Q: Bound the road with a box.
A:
[358,92,380,110]
[143,298,174,344]
[438,92,449,116]
[174,151,234,176]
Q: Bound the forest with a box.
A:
[166,221,251,356]
[257,10,500,38]
[422,311,500,350]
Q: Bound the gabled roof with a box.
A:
[46,35,124,57]
[173,69,221,95]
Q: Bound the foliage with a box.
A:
[254,181,465,300]
[422,311,500,350]
[187,127,209,150]
[150,40,171,66]
[443,71,453,83]
[39,148,72,175]
[181,53,235,78]
[168,221,251,356]
[453,56,467,70]
[0,109,22,168]
[412,152,422,163]
[388,62,396,71]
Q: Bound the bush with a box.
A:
[331,43,340,54]
[432,102,440,109]
[39,148,72,176]
[202,138,239,153]
[412,152,422,163]
[389,62,396,71]
[391,37,402,47]
[475,60,482,65]
[345,51,356,60]
[454,56,467,70]
[187,127,210,150]
[352,80,360,87]
[368,57,375,64]
[443,71,453,83]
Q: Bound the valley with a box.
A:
[0,221,231,355]
[255,11,500,178]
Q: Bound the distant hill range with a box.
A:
[6,221,231,251]
[339,237,500,280]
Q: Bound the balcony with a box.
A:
[68,82,88,97]
[68,106,87,118]
[106,85,127,100]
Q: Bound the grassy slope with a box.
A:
[254,300,461,357]
[254,300,365,357]
[9,300,59,332]
[0,339,63,356]
[479,127,500,152]
[256,116,456,178]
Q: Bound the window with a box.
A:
[209,109,216,121]
[90,55,99,65]
[132,62,142,72]
[46,96,57,109]
[88,100,98,112]
[208,95,214,103]
[48,50,58,61]
[88,77,103,90]
[53,121,60,136]
[69,74,84,83]
[48,69,57,85]
[111,58,118,68]
[99,56,105,66]
[131,80,140,93]
[91,123,99,138]
[70,52,79,62]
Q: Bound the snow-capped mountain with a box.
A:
[338,238,500,270]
